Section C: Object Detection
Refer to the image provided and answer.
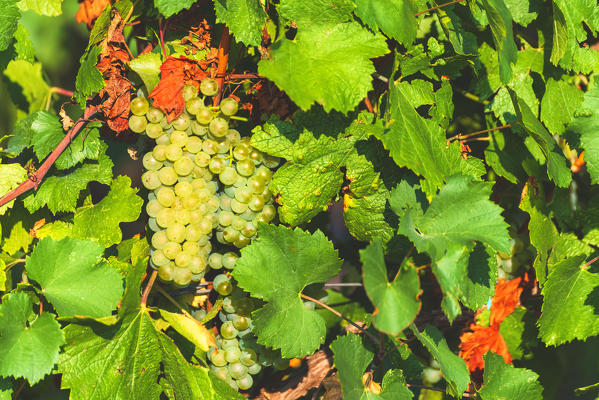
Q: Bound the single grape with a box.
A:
[236,159,255,177]
[196,107,213,125]
[233,315,250,331]
[217,280,233,296]
[228,362,248,380]
[207,196,220,213]
[234,186,252,203]
[162,241,182,260]
[143,152,163,171]
[209,348,227,367]
[231,216,246,231]
[174,181,193,198]
[166,223,186,243]
[221,338,239,349]
[191,120,209,136]
[255,166,273,181]
[230,199,248,214]
[172,266,192,286]
[222,252,238,269]
[248,175,266,193]
[219,195,233,211]
[172,113,190,131]
[156,187,175,207]
[239,209,256,221]
[146,199,163,218]
[186,97,204,115]
[141,171,161,190]
[174,157,194,176]
[146,107,164,123]
[220,97,239,116]
[226,129,241,145]
[209,117,229,138]
[219,167,238,185]
[263,155,281,168]
[185,136,203,153]
[209,157,227,174]
[164,143,183,162]
[197,218,213,235]
[223,226,240,243]
[182,84,198,101]
[241,222,257,238]
[239,349,257,366]
[156,208,176,228]
[170,130,188,147]
[233,235,251,248]
[152,144,167,161]
[209,253,223,269]
[174,251,191,268]
[247,363,262,375]
[221,321,238,340]
[218,210,234,226]
[225,347,242,364]
[216,139,231,154]
[194,152,211,168]
[128,115,147,133]
[262,204,276,221]
[145,123,163,139]
[174,209,191,225]
[158,166,178,186]
[151,249,169,267]
[151,230,168,249]
[189,256,206,274]
[200,78,219,96]
[156,134,171,145]
[131,97,149,115]
[182,193,200,210]
[222,297,236,314]
[202,139,219,155]
[249,149,263,164]
[182,241,200,255]
[157,262,174,281]
[233,145,249,160]
[248,195,265,212]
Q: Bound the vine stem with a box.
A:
[12,380,26,400]
[584,256,599,268]
[214,27,231,107]
[448,123,515,143]
[0,107,99,209]
[44,87,75,111]
[140,270,158,308]
[414,0,467,17]
[300,293,380,347]
[158,18,167,60]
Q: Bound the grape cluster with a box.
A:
[496,235,534,280]
[133,78,279,286]
[205,274,288,391]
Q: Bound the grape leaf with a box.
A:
[4,60,50,112]
[0,163,27,215]
[26,237,124,318]
[504,0,538,26]
[398,174,511,261]
[23,154,114,213]
[0,377,11,400]
[509,90,572,188]
[330,334,413,400]
[540,78,583,135]
[481,0,517,83]
[154,0,195,18]
[343,185,395,243]
[550,1,568,65]
[233,224,342,357]
[72,176,143,247]
[538,255,599,346]
[0,0,20,52]
[258,22,388,113]
[410,324,470,397]
[214,0,268,47]
[566,86,599,184]
[129,52,162,93]
[353,0,417,46]
[75,46,104,107]
[479,352,543,399]
[2,221,32,255]
[360,238,420,335]
[17,0,63,16]
[159,309,216,352]
[58,308,242,400]
[277,0,354,28]
[0,292,64,384]
[13,24,34,62]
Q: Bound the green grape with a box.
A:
[172,266,192,286]
[223,226,240,243]
[172,113,190,131]
[213,273,228,287]
[248,175,266,193]
[146,199,163,217]
[231,216,246,231]
[128,115,147,133]
[156,134,171,145]
[263,155,280,169]
[196,188,211,203]
[174,209,191,225]
[157,187,175,207]
[163,241,182,260]
[209,117,229,137]
[146,106,164,123]
[209,253,223,269]
[239,209,256,221]
[174,251,191,268]
[200,78,219,96]
[233,315,250,331]
[185,136,203,153]
[209,348,227,367]
[206,180,219,194]
[254,214,269,225]
[223,185,236,198]
[194,152,211,167]
[174,157,194,176]
[228,363,248,380]
[145,123,163,139]
[196,107,213,125]
[226,379,238,390]
[222,252,238,269]
[220,97,239,116]
[217,280,233,296]
[166,223,186,243]
[219,195,233,211]
[131,97,149,115]
[218,168,237,186]
[157,262,174,281]
[182,193,200,210]
[151,249,169,267]
[221,321,238,340]
[191,120,209,136]
[241,222,257,238]
[225,346,242,363]
[230,199,248,214]
[247,363,262,375]
[209,157,227,174]
[197,234,210,247]
[141,171,161,190]
[189,256,206,274]
[233,145,249,160]
[255,166,273,181]
[262,204,276,221]
[248,195,265,212]
[221,338,239,349]
[202,139,219,155]
[182,84,198,101]
[164,143,183,162]
[191,178,207,190]
[216,139,231,154]
[233,235,251,248]
[222,297,236,314]
[189,210,204,224]
[211,365,230,382]
[174,181,193,197]
[207,196,220,213]
[197,218,213,235]
[236,159,255,177]
[156,208,176,228]
[218,210,234,226]
[186,97,204,115]
[151,230,168,249]
[143,152,163,171]
[239,349,257,366]
[152,144,167,161]
[236,374,253,390]
[226,129,241,145]
[249,149,263,164]
[182,241,200,254]
[234,186,252,203]
[170,130,188,146]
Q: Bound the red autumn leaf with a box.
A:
[459,324,512,372]
[75,0,110,27]
[148,57,210,122]
[489,277,523,326]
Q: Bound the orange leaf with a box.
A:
[459,324,512,372]
[75,0,110,27]
[489,277,523,326]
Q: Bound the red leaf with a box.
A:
[489,277,523,326]
[75,0,110,27]
[459,324,512,372]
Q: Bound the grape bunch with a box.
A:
[133,78,279,286]
[204,274,288,391]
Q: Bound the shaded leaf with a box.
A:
[214,0,268,47]
[479,352,543,399]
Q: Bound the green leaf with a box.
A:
[398,175,511,261]
[330,334,413,400]
[566,86,599,183]
[538,255,599,346]
[2,221,32,255]
[278,0,354,28]
[504,0,537,26]
[479,352,543,399]
[258,22,388,112]
[74,46,104,108]
[0,0,20,52]
[360,238,420,335]
[481,0,518,83]
[17,0,63,16]
[550,1,568,65]
[0,292,65,384]
[4,60,50,112]
[159,309,215,352]
[154,0,195,18]
[343,184,395,243]
[7,111,62,161]
[0,377,12,400]
[129,52,162,93]
[410,324,469,397]
[72,176,143,247]
[509,89,572,187]
[26,237,124,318]
[0,163,27,215]
[23,154,114,214]
[353,0,416,46]
[499,307,537,360]
[540,79,584,135]
[233,224,342,357]
[214,0,268,47]
[13,24,34,62]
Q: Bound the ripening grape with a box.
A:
[220,97,239,116]
[201,78,219,96]
[141,171,161,190]
[186,97,204,115]
[209,117,229,137]
[143,152,162,171]
[146,123,163,139]
[146,107,164,123]
[131,96,149,115]
[172,113,190,131]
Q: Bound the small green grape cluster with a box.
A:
[496,235,534,280]
[205,274,288,391]
[133,78,279,286]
